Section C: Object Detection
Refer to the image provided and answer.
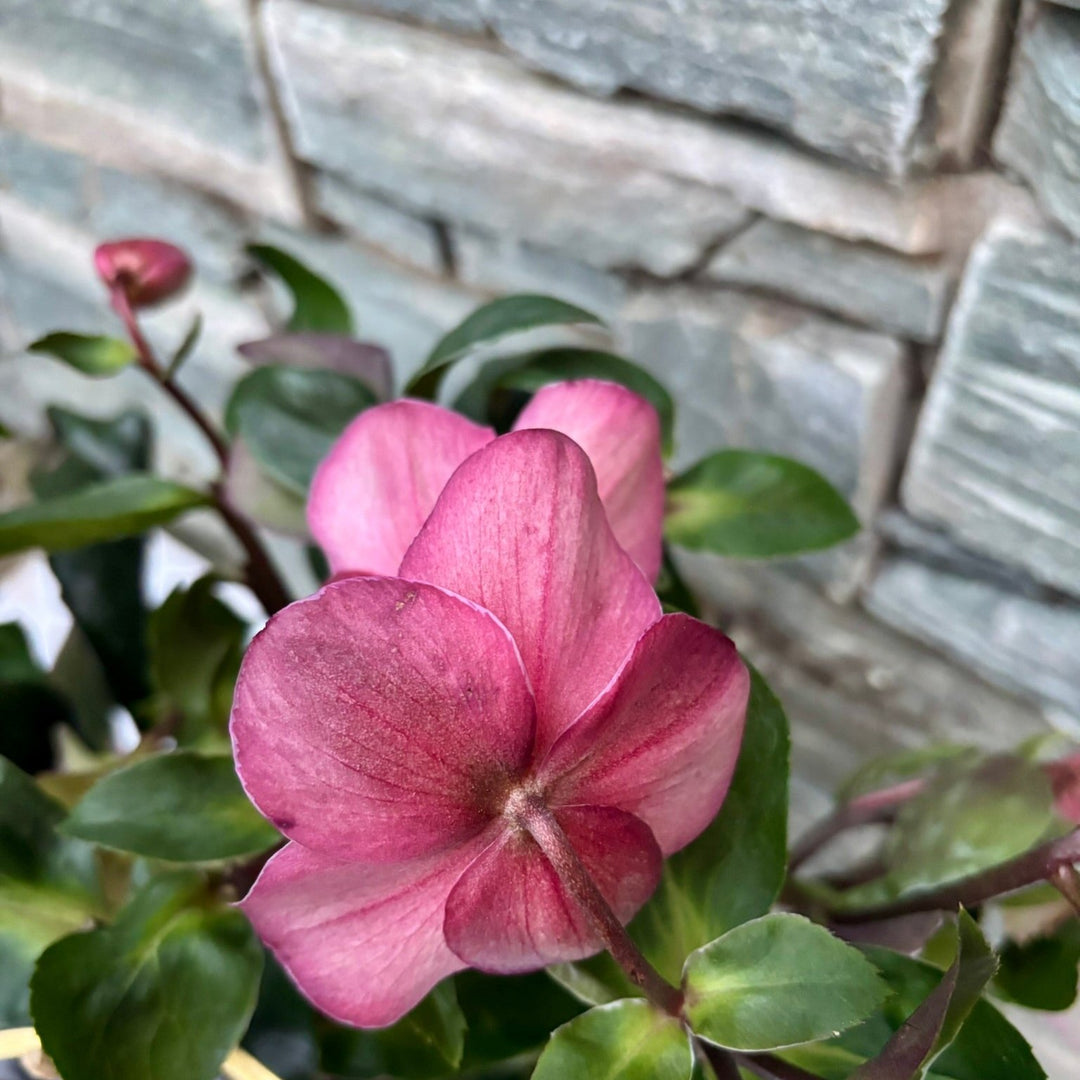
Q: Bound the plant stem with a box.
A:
[508,792,684,1016]
[788,778,925,872]
[111,289,291,615]
[830,827,1080,923]
[696,1038,743,1080]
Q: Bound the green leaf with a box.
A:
[247,244,353,334]
[242,953,319,1080]
[225,365,377,495]
[407,295,604,399]
[632,667,789,983]
[458,969,584,1067]
[61,751,279,861]
[884,756,1059,894]
[0,757,100,1024]
[837,745,981,803]
[320,980,466,1079]
[0,475,209,556]
[0,623,74,772]
[683,914,888,1051]
[33,408,154,718]
[665,450,860,558]
[167,313,203,379]
[848,911,997,1079]
[148,577,246,743]
[654,546,701,617]
[782,946,1046,1080]
[994,921,1080,1012]
[453,346,674,454]
[31,870,263,1080]
[28,332,137,376]
[532,999,692,1080]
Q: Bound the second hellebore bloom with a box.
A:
[232,431,748,1027]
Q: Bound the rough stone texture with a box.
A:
[313,174,446,275]
[264,1,1006,258]
[454,230,628,321]
[865,557,1080,734]
[338,0,485,28]
[706,219,956,343]
[902,218,1080,598]
[671,556,1053,790]
[0,0,300,220]
[477,0,960,176]
[619,288,910,516]
[995,5,1080,239]
[256,226,481,388]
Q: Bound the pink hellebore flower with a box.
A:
[1048,752,1080,824]
[94,238,192,308]
[232,430,749,1027]
[307,378,666,581]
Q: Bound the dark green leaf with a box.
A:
[28,332,136,376]
[458,969,583,1068]
[408,295,604,399]
[533,999,693,1080]
[0,624,73,772]
[994,921,1080,1012]
[166,313,203,379]
[848,911,997,1079]
[148,577,246,743]
[0,475,209,556]
[32,408,155,718]
[0,757,100,1024]
[225,438,310,537]
[320,980,466,1079]
[683,914,888,1051]
[782,946,1046,1080]
[247,244,353,334]
[654,546,701,617]
[885,756,1059,894]
[244,953,319,1080]
[31,871,263,1080]
[453,346,674,454]
[61,751,279,861]
[665,450,859,558]
[225,365,376,495]
[632,667,789,983]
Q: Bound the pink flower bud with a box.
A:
[94,239,192,308]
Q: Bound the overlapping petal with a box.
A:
[240,835,494,1028]
[232,576,535,861]
[401,430,661,755]
[308,400,494,575]
[514,380,665,579]
[541,615,749,855]
[442,805,661,973]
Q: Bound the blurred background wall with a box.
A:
[2,0,1080,842]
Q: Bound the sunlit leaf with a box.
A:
[28,332,136,377]
[247,244,353,335]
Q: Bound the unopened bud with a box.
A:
[94,238,192,308]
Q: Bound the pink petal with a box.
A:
[443,805,661,973]
[541,615,750,856]
[400,430,661,756]
[240,835,492,1028]
[514,380,665,580]
[231,576,535,861]
[307,400,494,575]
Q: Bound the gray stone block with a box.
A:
[995,5,1080,239]
[313,174,445,275]
[454,230,628,321]
[479,0,962,175]
[264,1,1003,257]
[865,556,1080,732]
[902,218,1080,598]
[0,0,300,220]
[618,288,910,519]
[336,0,484,27]
[706,219,956,344]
